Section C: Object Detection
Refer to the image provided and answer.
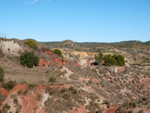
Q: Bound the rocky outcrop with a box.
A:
[0,40,22,56]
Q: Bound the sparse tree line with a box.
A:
[95,52,125,66]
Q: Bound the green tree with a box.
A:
[53,49,63,58]
[24,40,38,50]
[20,52,39,68]
[95,52,103,64]
[116,55,125,66]
[94,51,125,66]
[0,67,4,82]
[103,54,117,66]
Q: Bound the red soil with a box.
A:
[0,84,70,113]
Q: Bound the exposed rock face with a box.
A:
[0,40,22,56]
[78,59,88,67]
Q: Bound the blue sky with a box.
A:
[0,0,150,42]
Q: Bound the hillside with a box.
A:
[0,38,150,113]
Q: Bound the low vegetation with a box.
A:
[0,67,4,82]
[2,81,15,91]
[48,77,56,83]
[53,49,63,58]
[0,103,10,113]
[20,52,39,68]
[24,40,38,50]
[95,52,103,64]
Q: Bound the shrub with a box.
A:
[48,77,56,83]
[53,49,63,58]
[20,52,39,68]
[1,103,10,113]
[103,54,117,66]
[95,53,125,66]
[63,94,70,100]
[115,55,125,66]
[95,52,103,64]
[60,88,67,93]
[13,98,18,104]
[45,87,52,94]
[2,81,15,91]
[69,86,77,94]
[24,40,38,50]
[0,67,4,82]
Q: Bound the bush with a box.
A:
[2,81,15,91]
[45,87,52,94]
[24,40,38,50]
[0,67,4,82]
[53,49,63,58]
[48,77,56,83]
[69,86,77,94]
[95,52,125,66]
[1,103,10,113]
[63,94,70,100]
[103,54,117,66]
[95,52,103,64]
[20,52,39,68]
[115,55,125,66]
[60,88,67,93]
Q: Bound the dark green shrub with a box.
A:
[95,52,103,64]
[63,94,70,99]
[69,86,77,94]
[103,54,125,66]
[23,90,28,95]
[103,54,117,66]
[24,40,38,50]
[115,55,125,66]
[20,52,39,68]
[60,88,67,93]
[17,90,22,95]
[13,98,18,104]
[45,87,52,94]
[2,81,15,91]
[53,49,63,58]
[48,77,56,83]
[95,51,125,66]
[69,86,74,91]
[1,103,10,113]
[0,67,4,82]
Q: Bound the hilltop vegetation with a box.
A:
[24,40,38,50]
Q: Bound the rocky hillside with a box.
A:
[43,40,150,66]
[0,38,150,113]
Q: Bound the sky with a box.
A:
[0,0,150,42]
